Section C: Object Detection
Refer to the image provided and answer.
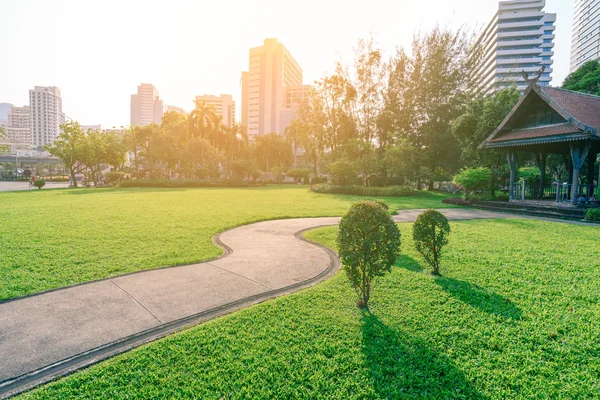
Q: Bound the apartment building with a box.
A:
[570,0,600,72]
[29,86,65,146]
[471,0,556,94]
[5,105,31,143]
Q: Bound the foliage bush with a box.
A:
[453,167,492,195]
[517,167,541,187]
[413,209,451,276]
[441,197,472,206]
[104,171,126,186]
[585,208,600,222]
[310,176,327,185]
[286,168,311,184]
[337,201,401,307]
[310,184,414,197]
[328,160,358,186]
[118,179,262,189]
[33,179,46,190]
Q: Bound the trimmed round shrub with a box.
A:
[286,168,310,184]
[585,208,600,222]
[412,209,451,276]
[33,179,46,190]
[338,201,401,308]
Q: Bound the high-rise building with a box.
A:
[166,105,186,114]
[241,38,303,138]
[241,71,249,129]
[130,83,164,127]
[29,86,64,146]
[0,103,12,126]
[194,94,236,128]
[4,106,31,143]
[570,0,600,73]
[279,85,311,134]
[471,0,556,94]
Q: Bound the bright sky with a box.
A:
[0,0,573,128]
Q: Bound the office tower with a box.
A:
[29,86,64,146]
[130,83,164,127]
[194,94,236,128]
[241,38,303,138]
[471,0,556,94]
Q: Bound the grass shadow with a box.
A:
[395,254,423,272]
[361,311,486,399]
[435,277,522,319]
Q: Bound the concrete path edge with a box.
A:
[0,225,340,398]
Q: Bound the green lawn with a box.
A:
[0,185,452,300]
[21,219,600,399]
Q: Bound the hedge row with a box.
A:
[118,179,263,188]
[310,184,414,197]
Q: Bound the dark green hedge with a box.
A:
[310,184,414,197]
[118,179,263,188]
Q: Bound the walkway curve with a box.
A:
[0,208,513,398]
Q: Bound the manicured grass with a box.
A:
[0,185,452,300]
[21,219,600,399]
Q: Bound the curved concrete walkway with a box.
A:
[0,208,512,397]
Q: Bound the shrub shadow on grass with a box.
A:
[360,311,486,399]
[434,277,522,319]
[395,254,423,272]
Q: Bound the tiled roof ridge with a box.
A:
[541,85,600,101]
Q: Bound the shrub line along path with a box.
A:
[0,209,527,398]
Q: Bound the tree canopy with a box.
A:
[562,60,600,96]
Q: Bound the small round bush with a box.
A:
[337,200,401,308]
[413,209,451,276]
[585,208,600,222]
[33,179,46,190]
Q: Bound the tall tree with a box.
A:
[44,121,85,187]
[403,26,471,189]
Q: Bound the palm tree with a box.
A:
[188,101,217,143]
[226,123,249,160]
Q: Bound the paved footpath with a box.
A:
[0,208,512,397]
[0,182,70,192]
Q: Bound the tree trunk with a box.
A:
[428,180,434,191]
[70,167,78,188]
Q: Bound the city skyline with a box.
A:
[1,0,573,128]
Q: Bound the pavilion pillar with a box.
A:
[536,152,547,199]
[570,143,591,205]
[587,150,597,186]
[507,151,516,201]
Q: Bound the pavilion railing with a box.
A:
[555,183,599,203]
[513,180,558,200]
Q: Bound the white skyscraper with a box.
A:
[570,0,600,73]
[29,86,64,146]
[471,0,556,94]
[130,83,164,127]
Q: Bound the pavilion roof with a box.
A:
[479,84,600,149]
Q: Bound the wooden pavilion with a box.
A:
[479,79,600,205]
